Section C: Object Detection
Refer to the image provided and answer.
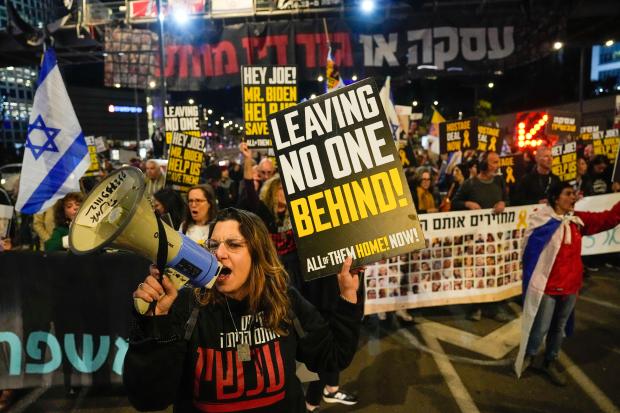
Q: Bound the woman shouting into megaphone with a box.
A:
[124,208,363,413]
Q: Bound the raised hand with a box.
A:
[337,256,360,304]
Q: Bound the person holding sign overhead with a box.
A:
[124,208,362,413]
[238,142,361,412]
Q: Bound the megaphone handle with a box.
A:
[134,268,191,315]
[154,213,169,274]
[141,213,170,316]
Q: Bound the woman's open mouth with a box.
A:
[218,266,232,281]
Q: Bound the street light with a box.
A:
[488,82,494,89]
[361,0,375,14]
[172,8,189,24]
[188,98,194,104]
[352,75,358,81]
[207,109,213,115]
[149,80,156,88]
[317,75,324,82]
[553,41,563,50]
[433,100,439,106]
[605,39,614,47]
[412,100,418,107]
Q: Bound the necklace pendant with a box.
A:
[237,343,251,362]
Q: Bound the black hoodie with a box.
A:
[123,287,362,413]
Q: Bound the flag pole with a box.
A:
[322,18,330,48]
[156,0,168,158]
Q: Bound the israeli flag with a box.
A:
[16,48,90,214]
[379,76,401,141]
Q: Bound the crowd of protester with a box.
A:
[1,134,619,412]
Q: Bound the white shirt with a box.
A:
[181,223,210,245]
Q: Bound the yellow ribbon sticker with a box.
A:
[463,130,470,147]
[516,209,527,229]
[488,136,497,152]
[399,149,410,166]
[505,166,515,184]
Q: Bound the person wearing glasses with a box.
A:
[258,157,276,182]
[180,185,218,244]
[411,168,439,214]
[125,208,362,413]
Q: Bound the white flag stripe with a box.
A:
[379,76,401,140]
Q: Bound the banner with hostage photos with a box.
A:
[104,27,158,89]
[363,195,620,314]
[364,204,537,314]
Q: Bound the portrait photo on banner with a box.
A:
[268,78,426,280]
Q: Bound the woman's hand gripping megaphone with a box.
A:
[133,266,179,316]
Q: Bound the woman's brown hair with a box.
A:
[259,175,286,219]
[194,208,291,335]
[53,192,84,227]
[181,184,218,234]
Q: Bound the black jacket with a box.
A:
[123,287,362,412]
[512,170,560,206]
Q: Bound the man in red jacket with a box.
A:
[515,181,620,385]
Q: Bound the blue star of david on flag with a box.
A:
[25,114,61,160]
[390,122,399,138]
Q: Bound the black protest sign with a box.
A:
[164,105,201,145]
[242,66,297,149]
[578,125,599,143]
[84,136,101,176]
[268,78,426,280]
[165,131,206,191]
[499,153,525,187]
[546,112,578,139]
[439,118,478,154]
[592,129,620,164]
[551,142,577,182]
[476,124,502,153]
